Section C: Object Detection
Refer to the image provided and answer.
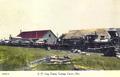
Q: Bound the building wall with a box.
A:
[41,31,57,45]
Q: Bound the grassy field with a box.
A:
[0,45,120,70]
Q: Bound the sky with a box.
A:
[0,0,120,39]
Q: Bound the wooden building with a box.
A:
[17,30,57,45]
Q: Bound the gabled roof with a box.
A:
[18,30,50,39]
[63,28,110,39]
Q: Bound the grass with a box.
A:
[0,45,120,70]
[72,55,120,70]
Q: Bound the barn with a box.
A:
[17,30,58,45]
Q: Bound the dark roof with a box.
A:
[18,30,50,39]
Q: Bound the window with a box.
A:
[49,34,51,37]
[100,36,105,40]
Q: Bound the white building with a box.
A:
[17,30,58,45]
